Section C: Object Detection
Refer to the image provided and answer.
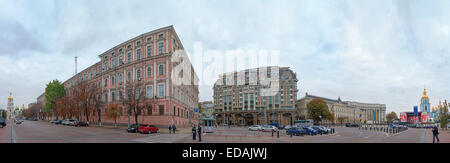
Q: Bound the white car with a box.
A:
[248,125,262,131]
[62,119,76,126]
[67,119,77,126]
[261,125,278,132]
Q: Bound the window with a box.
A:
[136,49,141,60]
[104,94,108,102]
[158,83,165,97]
[119,91,123,100]
[119,55,123,65]
[137,41,141,46]
[158,42,164,55]
[147,45,152,57]
[111,92,115,101]
[146,86,153,98]
[136,87,142,99]
[136,69,141,80]
[111,75,115,85]
[147,36,152,42]
[111,57,115,68]
[119,73,123,84]
[104,62,108,71]
[127,71,131,81]
[127,52,131,63]
[104,78,108,87]
[158,64,164,76]
[159,105,164,115]
[158,33,164,39]
[147,66,152,77]
[127,45,131,49]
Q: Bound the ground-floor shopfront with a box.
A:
[215,110,300,126]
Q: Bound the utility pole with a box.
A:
[75,56,78,75]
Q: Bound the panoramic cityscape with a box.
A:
[1,0,450,146]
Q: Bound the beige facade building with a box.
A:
[297,93,385,124]
[213,66,299,126]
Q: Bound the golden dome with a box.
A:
[8,92,13,100]
[421,88,428,99]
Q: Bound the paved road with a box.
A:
[176,127,433,143]
[1,120,190,143]
[2,121,444,143]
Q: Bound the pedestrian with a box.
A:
[198,125,202,142]
[168,125,172,134]
[192,125,197,140]
[172,124,177,134]
[432,124,440,143]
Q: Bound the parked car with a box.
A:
[286,127,306,136]
[312,126,328,134]
[74,121,89,127]
[0,118,6,128]
[127,124,146,133]
[138,124,159,134]
[261,125,278,132]
[248,125,262,131]
[62,119,76,126]
[54,120,62,125]
[345,123,359,127]
[302,126,318,135]
[50,120,58,123]
[67,119,77,126]
[284,125,293,130]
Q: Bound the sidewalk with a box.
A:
[428,128,450,143]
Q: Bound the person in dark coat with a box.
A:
[172,125,177,134]
[432,125,440,143]
[192,125,197,140]
[198,125,202,142]
[168,125,172,134]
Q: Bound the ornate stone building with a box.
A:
[62,26,199,126]
[297,93,386,124]
[213,66,299,126]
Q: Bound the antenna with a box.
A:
[75,56,78,75]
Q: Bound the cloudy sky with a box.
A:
[1,0,449,114]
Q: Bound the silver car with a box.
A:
[261,125,278,132]
[248,125,262,131]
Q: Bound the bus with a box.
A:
[294,119,313,127]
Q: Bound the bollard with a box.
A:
[290,133,293,138]
[272,130,274,137]
[277,131,280,138]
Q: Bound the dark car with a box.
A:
[346,123,359,127]
[127,124,146,133]
[302,126,318,135]
[312,126,328,135]
[286,127,306,136]
[74,121,89,127]
[54,120,62,125]
[0,118,6,128]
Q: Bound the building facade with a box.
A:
[63,26,199,127]
[297,93,386,124]
[213,66,299,126]
[199,101,214,119]
[7,92,14,118]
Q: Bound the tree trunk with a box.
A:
[97,109,102,126]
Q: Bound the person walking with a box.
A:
[192,125,197,140]
[198,125,202,142]
[432,125,440,143]
[168,125,172,134]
